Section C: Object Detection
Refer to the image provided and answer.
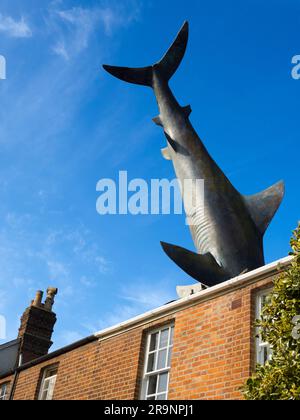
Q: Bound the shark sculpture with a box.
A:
[103,21,284,287]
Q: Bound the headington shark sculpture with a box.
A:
[103,21,285,287]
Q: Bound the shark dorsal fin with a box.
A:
[182,105,192,118]
[243,180,285,235]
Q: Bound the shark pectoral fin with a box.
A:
[161,242,228,287]
[164,132,189,156]
[243,180,285,235]
[164,132,178,152]
[153,116,163,127]
[161,147,172,161]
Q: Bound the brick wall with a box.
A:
[0,276,274,400]
[168,279,272,399]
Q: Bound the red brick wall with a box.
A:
[168,278,273,400]
[0,277,274,400]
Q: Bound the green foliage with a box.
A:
[242,223,300,400]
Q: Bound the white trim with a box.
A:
[0,382,8,400]
[255,288,273,365]
[140,324,174,400]
[38,367,58,401]
[94,256,292,341]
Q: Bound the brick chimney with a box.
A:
[18,287,58,364]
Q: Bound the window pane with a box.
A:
[256,292,272,366]
[0,384,7,400]
[46,377,57,400]
[167,347,173,368]
[157,349,167,370]
[141,325,174,401]
[159,329,169,349]
[157,373,168,393]
[262,294,270,307]
[147,375,157,396]
[41,390,48,401]
[42,381,50,392]
[39,368,58,400]
[45,368,57,378]
[170,327,174,345]
[156,393,167,400]
[263,346,269,364]
[150,333,158,352]
[147,353,156,373]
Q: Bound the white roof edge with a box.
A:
[94,255,293,340]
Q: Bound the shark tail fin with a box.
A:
[161,242,229,287]
[103,21,189,87]
[243,180,285,236]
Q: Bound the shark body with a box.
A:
[103,22,284,286]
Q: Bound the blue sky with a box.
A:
[0,0,299,350]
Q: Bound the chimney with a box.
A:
[18,287,58,364]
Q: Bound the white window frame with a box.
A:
[256,289,272,365]
[38,366,58,401]
[0,383,8,400]
[140,324,174,400]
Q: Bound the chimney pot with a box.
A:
[32,290,43,308]
[44,287,58,311]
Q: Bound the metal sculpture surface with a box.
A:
[103,22,284,287]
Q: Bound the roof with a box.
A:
[0,255,293,380]
[0,339,20,377]
[93,256,292,341]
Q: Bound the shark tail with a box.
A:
[161,242,229,287]
[243,180,285,236]
[103,21,189,87]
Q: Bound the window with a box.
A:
[141,324,174,400]
[256,289,272,365]
[0,383,8,401]
[38,366,58,400]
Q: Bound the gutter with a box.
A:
[0,335,96,382]
[93,255,293,341]
[0,255,292,384]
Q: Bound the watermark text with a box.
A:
[0,315,6,340]
[0,55,6,80]
[291,55,300,80]
[96,171,204,226]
